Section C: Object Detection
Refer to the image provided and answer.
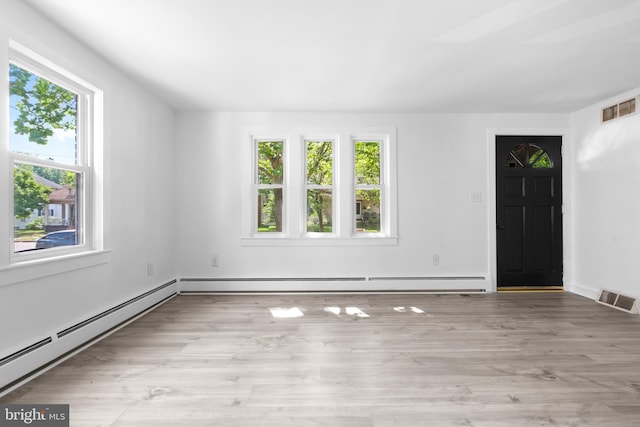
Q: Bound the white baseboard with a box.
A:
[565,283,600,300]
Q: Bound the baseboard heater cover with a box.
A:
[180,276,487,293]
[597,289,639,314]
[182,277,368,282]
[58,279,177,338]
[0,338,52,368]
[0,279,178,394]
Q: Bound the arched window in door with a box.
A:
[505,143,553,169]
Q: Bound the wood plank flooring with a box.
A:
[3,292,640,426]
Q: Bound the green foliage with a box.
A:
[530,151,552,169]
[18,164,75,186]
[355,141,382,223]
[258,141,284,184]
[306,141,333,232]
[306,190,332,233]
[509,144,553,169]
[9,66,77,223]
[256,139,382,233]
[14,229,46,241]
[306,141,332,185]
[14,168,51,220]
[9,64,77,145]
[26,217,45,230]
[257,141,284,231]
[355,141,380,185]
[356,189,381,202]
[356,189,381,232]
[307,223,332,233]
[258,189,283,232]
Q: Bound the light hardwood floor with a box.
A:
[3,292,640,426]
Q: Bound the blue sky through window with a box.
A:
[9,65,77,165]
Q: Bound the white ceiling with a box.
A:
[23,0,640,113]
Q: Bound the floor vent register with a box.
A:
[597,289,639,314]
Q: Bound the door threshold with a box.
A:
[497,286,564,293]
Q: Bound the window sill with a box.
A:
[0,249,112,287]
[241,236,398,247]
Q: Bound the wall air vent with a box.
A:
[602,97,637,123]
[597,289,639,314]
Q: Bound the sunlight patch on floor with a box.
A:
[324,307,342,316]
[271,306,429,318]
[345,307,370,318]
[393,306,425,313]
[269,307,304,318]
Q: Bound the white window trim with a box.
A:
[242,127,398,246]
[2,41,106,281]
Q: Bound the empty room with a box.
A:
[1,0,640,425]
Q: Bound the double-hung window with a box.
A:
[245,127,397,245]
[7,43,101,261]
[305,140,333,234]
[255,139,285,233]
[354,140,382,233]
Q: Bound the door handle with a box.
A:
[497,221,505,230]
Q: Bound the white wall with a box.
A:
[175,112,569,290]
[0,0,176,388]
[569,88,640,299]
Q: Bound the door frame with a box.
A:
[486,127,572,293]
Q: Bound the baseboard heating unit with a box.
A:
[0,279,178,397]
[179,276,488,294]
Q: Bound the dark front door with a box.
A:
[496,135,563,287]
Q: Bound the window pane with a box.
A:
[306,141,332,185]
[355,189,381,233]
[355,141,380,185]
[14,164,79,252]
[257,141,284,184]
[257,188,283,232]
[307,190,332,233]
[530,151,552,169]
[504,144,553,169]
[9,64,78,165]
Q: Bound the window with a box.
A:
[256,140,285,233]
[505,144,553,169]
[354,140,382,233]
[305,140,333,233]
[244,128,397,245]
[7,43,101,261]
